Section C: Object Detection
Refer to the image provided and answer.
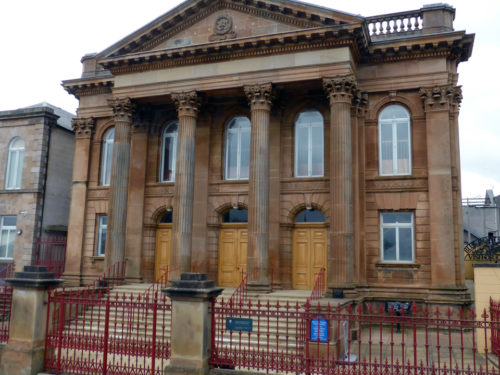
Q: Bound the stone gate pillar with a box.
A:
[170,91,200,279]
[244,83,273,290]
[106,98,135,270]
[323,75,357,298]
[64,117,94,286]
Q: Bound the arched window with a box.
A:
[101,128,114,186]
[379,105,411,176]
[160,122,178,182]
[295,110,324,177]
[5,137,24,189]
[295,209,325,223]
[159,211,173,223]
[225,116,251,180]
[222,209,248,223]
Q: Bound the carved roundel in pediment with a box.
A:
[209,14,237,41]
[215,14,233,35]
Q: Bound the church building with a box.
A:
[63,0,474,304]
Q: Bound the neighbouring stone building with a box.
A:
[62,0,474,305]
[0,103,75,271]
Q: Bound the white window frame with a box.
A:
[380,212,414,263]
[5,137,24,190]
[96,215,107,257]
[378,105,412,176]
[294,110,324,178]
[0,216,16,260]
[224,116,251,180]
[100,128,114,186]
[160,121,178,182]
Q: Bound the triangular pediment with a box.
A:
[99,0,362,59]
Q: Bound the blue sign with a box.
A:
[226,317,253,332]
[310,315,328,342]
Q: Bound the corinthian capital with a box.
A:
[419,85,462,112]
[72,117,95,139]
[171,91,200,118]
[323,75,358,105]
[353,91,369,117]
[244,83,274,110]
[109,98,136,122]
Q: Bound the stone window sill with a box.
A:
[375,262,420,269]
[90,256,105,263]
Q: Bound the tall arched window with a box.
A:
[160,121,178,182]
[5,137,24,189]
[101,128,114,186]
[295,110,324,177]
[225,116,251,180]
[379,105,411,176]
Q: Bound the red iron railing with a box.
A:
[0,263,15,280]
[211,298,500,375]
[226,268,274,311]
[492,298,500,356]
[34,236,66,277]
[44,287,171,375]
[139,265,178,299]
[0,286,12,343]
[84,260,127,292]
[306,267,326,305]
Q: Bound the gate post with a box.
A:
[0,265,62,375]
[163,273,223,375]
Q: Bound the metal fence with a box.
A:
[44,287,171,375]
[211,298,500,375]
[0,285,12,343]
[33,236,67,277]
[492,298,500,356]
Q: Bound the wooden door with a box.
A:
[218,226,247,286]
[292,226,327,289]
[155,224,172,280]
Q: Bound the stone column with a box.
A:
[106,98,135,270]
[323,75,357,298]
[0,266,62,375]
[171,91,200,279]
[163,273,223,375]
[420,85,458,288]
[124,109,150,282]
[244,83,273,290]
[64,117,94,286]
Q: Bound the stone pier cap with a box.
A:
[6,265,62,288]
[163,273,223,300]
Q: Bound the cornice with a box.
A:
[62,77,114,99]
[101,25,364,75]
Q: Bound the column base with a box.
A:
[247,281,271,293]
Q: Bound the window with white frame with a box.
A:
[160,121,178,182]
[225,116,251,180]
[379,105,411,176]
[0,216,16,259]
[5,137,24,189]
[100,128,114,186]
[96,215,107,257]
[295,110,324,177]
[380,212,414,262]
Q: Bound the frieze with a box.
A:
[72,118,95,139]
[365,178,427,192]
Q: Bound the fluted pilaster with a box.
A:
[106,98,135,270]
[64,118,95,286]
[244,83,273,290]
[323,75,357,296]
[171,91,200,278]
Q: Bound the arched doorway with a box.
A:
[155,211,172,280]
[292,209,327,289]
[218,208,248,286]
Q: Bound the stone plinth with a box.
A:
[0,266,62,375]
[163,273,223,375]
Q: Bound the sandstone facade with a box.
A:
[63,0,474,305]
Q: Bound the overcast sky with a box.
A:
[0,0,498,198]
